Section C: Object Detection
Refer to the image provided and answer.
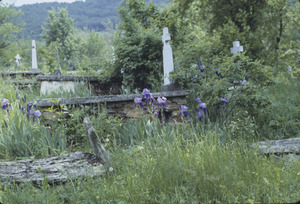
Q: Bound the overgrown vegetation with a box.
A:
[0,0,299,203]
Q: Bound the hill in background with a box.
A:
[17,0,170,40]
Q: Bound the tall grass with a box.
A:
[1,119,299,203]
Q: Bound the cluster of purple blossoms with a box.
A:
[142,88,155,105]
[195,97,207,121]
[180,105,189,119]
[1,99,12,114]
[1,93,42,122]
[134,88,167,117]
[27,101,41,122]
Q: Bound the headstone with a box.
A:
[230,41,243,55]
[162,27,174,85]
[40,70,75,96]
[54,69,62,77]
[15,54,21,66]
[40,81,75,96]
[32,40,38,69]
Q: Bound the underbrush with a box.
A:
[1,119,299,203]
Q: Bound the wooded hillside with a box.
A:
[16,0,170,39]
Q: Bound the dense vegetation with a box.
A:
[0,0,299,202]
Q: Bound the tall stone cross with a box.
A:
[32,40,38,69]
[162,27,174,86]
[230,40,243,55]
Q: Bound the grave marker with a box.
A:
[162,27,174,86]
[32,40,38,69]
[15,54,21,66]
[230,40,243,55]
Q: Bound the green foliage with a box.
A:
[41,7,77,70]
[1,124,299,203]
[114,0,163,91]
[0,3,23,67]
[0,98,66,159]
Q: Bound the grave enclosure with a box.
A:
[1,34,249,122]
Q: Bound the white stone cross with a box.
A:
[230,41,243,55]
[15,54,21,66]
[32,40,38,69]
[162,27,174,85]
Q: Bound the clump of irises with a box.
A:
[134,88,167,118]
[1,99,12,114]
[1,92,42,122]
[180,96,229,123]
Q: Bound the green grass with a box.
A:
[1,121,299,203]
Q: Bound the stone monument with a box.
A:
[230,40,243,55]
[31,40,38,70]
[29,40,44,74]
[161,27,179,92]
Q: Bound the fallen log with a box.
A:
[0,117,112,184]
[0,152,104,184]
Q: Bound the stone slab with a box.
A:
[251,138,300,154]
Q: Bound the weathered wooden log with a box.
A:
[83,117,113,170]
[0,152,104,184]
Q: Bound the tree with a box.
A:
[0,3,23,65]
[42,8,76,69]
[114,0,163,91]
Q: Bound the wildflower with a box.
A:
[195,97,207,121]
[27,101,36,111]
[220,96,228,105]
[22,95,26,103]
[195,97,207,112]
[142,88,155,104]
[31,110,41,122]
[180,105,189,119]
[134,97,143,108]
[16,92,19,99]
[157,97,167,108]
[1,99,11,113]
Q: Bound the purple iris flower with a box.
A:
[180,105,189,118]
[22,95,26,103]
[1,99,11,113]
[31,110,42,122]
[27,101,36,111]
[195,97,207,112]
[134,97,143,109]
[142,88,155,104]
[157,97,167,108]
[1,99,9,109]
[220,96,228,105]
[195,97,207,121]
